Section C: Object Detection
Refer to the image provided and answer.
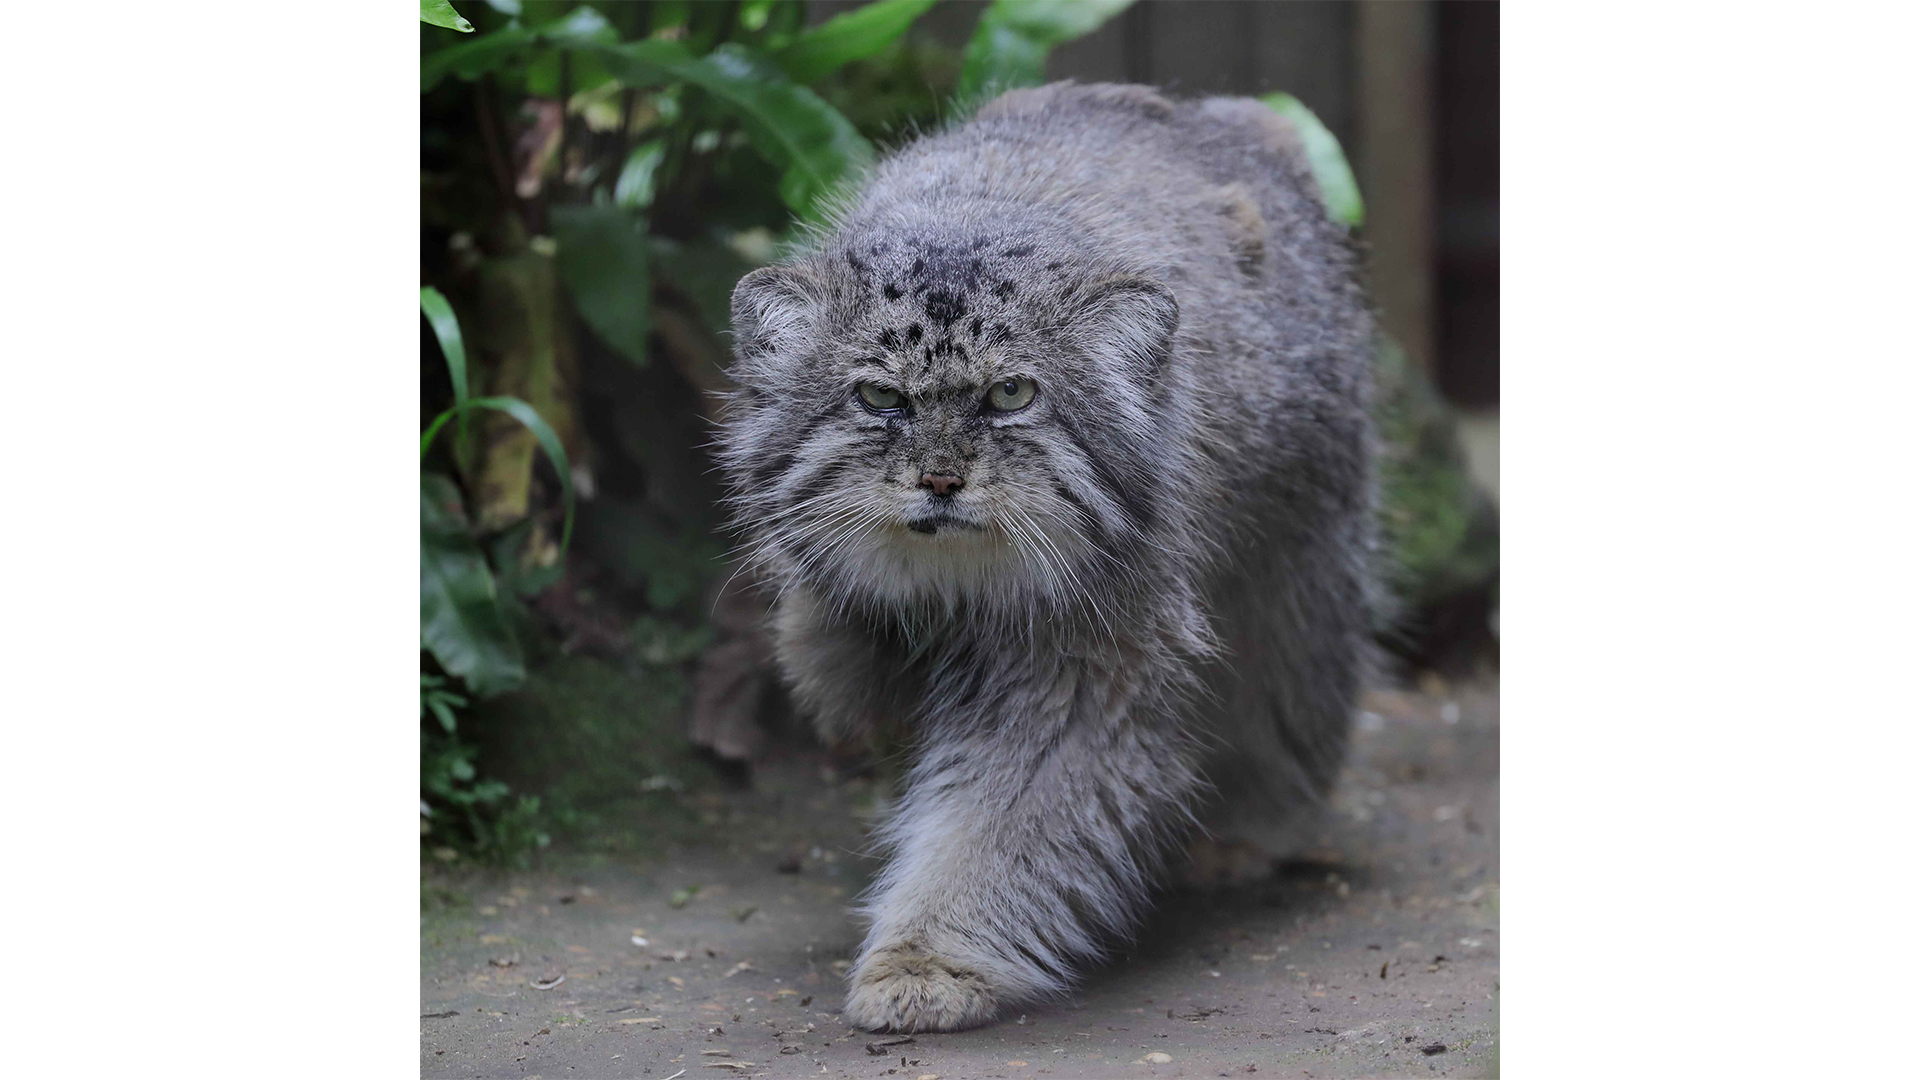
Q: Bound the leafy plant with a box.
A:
[419,285,580,864]
[958,0,1133,102]
[420,673,551,866]
[419,286,575,698]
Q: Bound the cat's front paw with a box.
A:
[843,941,1000,1032]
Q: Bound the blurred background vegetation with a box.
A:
[419,0,1499,867]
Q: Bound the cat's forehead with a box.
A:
[830,231,1057,388]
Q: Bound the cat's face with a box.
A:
[720,233,1179,610]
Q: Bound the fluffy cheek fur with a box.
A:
[727,395,1105,613]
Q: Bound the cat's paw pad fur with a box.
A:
[843,943,999,1032]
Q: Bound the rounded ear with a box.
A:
[1074,275,1180,373]
[729,264,819,360]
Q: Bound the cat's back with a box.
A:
[846,82,1351,297]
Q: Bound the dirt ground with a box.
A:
[421,677,1498,1079]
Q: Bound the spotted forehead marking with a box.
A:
[841,232,1040,390]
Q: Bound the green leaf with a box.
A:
[772,0,941,84]
[421,474,527,697]
[421,396,576,551]
[552,203,653,367]
[651,234,752,332]
[1260,93,1365,228]
[420,287,469,405]
[421,286,475,473]
[421,6,614,91]
[421,0,475,32]
[428,696,461,734]
[614,138,667,209]
[583,40,874,220]
[958,0,1132,101]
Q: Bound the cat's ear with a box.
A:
[730,264,820,361]
[1074,275,1180,374]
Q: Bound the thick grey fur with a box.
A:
[717,82,1380,1033]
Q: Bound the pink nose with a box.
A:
[920,473,964,497]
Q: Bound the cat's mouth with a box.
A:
[902,508,985,536]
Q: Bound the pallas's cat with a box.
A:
[718,82,1378,1032]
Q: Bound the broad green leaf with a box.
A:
[614,139,667,209]
[959,0,1132,101]
[421,5,613,91]
[552,203,653,367]
[772,0,940,84]
[421,473,526,697]
[651,234,752,335]
[421,0,475,32]
[1261,93,1365,228]
[421,395,576,551]
[584,41,874,220]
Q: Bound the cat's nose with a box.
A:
[919,472,965,497]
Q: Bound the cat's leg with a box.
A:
[843,673,1203,1032]
[1183,534,1369,885]
[770,588,913,749]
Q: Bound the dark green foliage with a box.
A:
[958,0,1135,102]
[420,673,551,867]
[773,0,941,83]
[552,204,653,364]
[421,473,526,697]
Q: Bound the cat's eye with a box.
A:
[856,382,906,413]
[986,377,1037,412]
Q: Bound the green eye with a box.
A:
[856,382,905,412]
[986,377,1036,412]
